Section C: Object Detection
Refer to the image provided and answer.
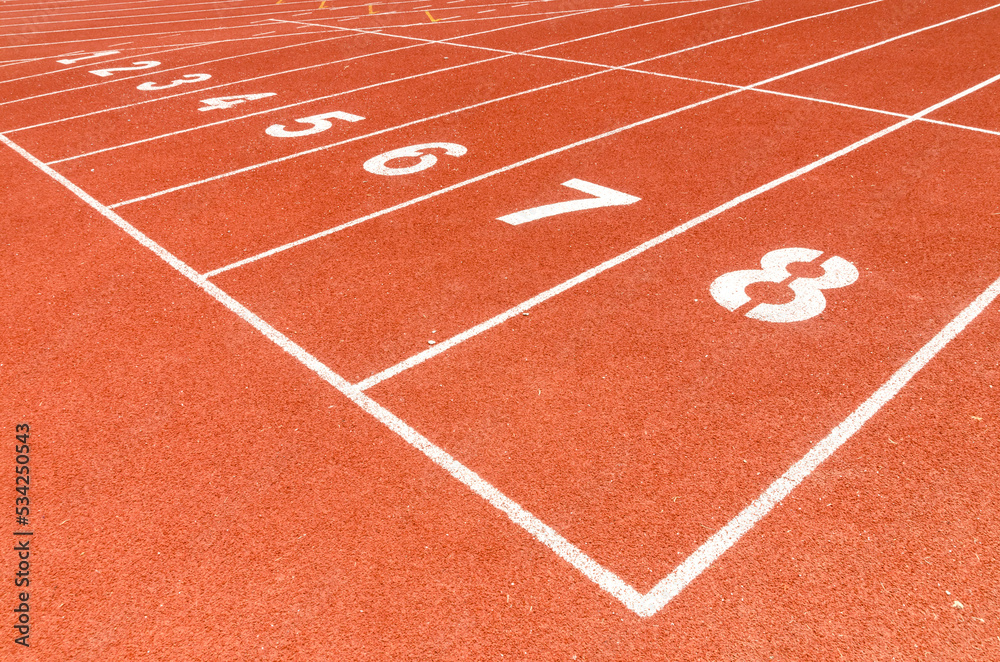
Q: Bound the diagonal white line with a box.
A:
[113,0,886,215]
[0,129,646,616]
[356,71,1000,390]
[132,0,993,234]
[46,0,849,162]
[636,269,1000,615]
[200,0,989,278]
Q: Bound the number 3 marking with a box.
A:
[137,73,211,90]
[710,247,859,323]
[363,143,466,176]
[498,179,640,226]
[89,61,160,77]
[265,111,364,137]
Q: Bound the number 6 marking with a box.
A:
[498,179,640,226]
[265,110,364,137]
[136,73,211,90]
[363,143,466,176]
[710,247,859,323]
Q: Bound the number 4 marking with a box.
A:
[498,179,640,226]
[199,93,276,111]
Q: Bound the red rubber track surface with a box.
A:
[2,0,999,659]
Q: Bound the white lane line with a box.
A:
[0,6,366,36]
[0,32,359,106]
[197,87,739,277]
[0,0,248,20]
[194,0,938,274]
[114,63,627,214]
[49,53,511,165]
[6,3,603,131]
[642,70,1000,137]
[5,40,417,134]
[516,0,761,53]
[103,0,870,205]
[635,268,1000,615]
[0,40,213,86]
[253,31,277,35]
[355,71,1000,390]
[0,21,346,51]
[0,130,645,617]
[7,105,1000,617]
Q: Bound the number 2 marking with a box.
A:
[199,93,276,111]
[137,73,211,91]
[265,110,364,137]
[710,247,859,323]
[498,179,640,226]
[363,143,466,176]
[57,50,119,65]
[89,61,160,77]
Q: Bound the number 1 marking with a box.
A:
[498,179,640,226]
[57,50,120,65]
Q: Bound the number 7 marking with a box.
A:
[498,179,640,226]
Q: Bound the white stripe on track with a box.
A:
[355,71,1000,389]
[103,0,881,208]
[0,130,645,617]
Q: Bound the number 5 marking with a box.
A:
[710,247,859,323]
[363,143,466,176]
[137,73,211,90]
[498,179,640,226]
[265,110,364,137]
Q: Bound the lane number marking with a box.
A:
[199,93,276,111]
[710,247,859,323]
[89,61,160,77]
[498,179,640,226]
[57,50,120,65]
[137,73,211,91]
[265,110,364,138]
[363,143,467,176]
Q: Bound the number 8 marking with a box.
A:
[710,247,859,323]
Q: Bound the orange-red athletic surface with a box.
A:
[2,0,999,659]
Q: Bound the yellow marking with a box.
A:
[368,3,376,13]
[275,0,283,3]
[425,10,440,21]
[319,0,328,7]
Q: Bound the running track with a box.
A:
[2,0,999,658]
